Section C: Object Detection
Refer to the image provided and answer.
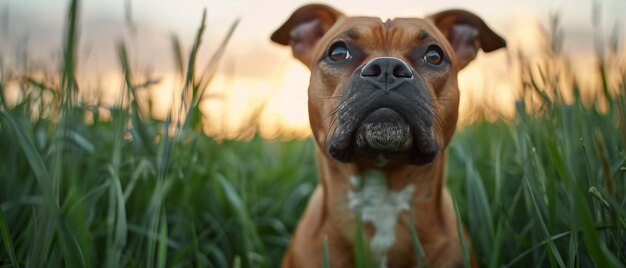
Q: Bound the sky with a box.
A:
[1,0,625,138]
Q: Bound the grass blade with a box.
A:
[216,174,264,266]
[452,194,471,268]
[56,213,87,268]
[194,18,240,105]
[117,41,156,155]
[170,35,185,79]
[323,236,330,268]
[0,111,52,193]
[354,216,367,268]
[407,211,427,268]
[157,212,168,268]
[0,113,86,266]
[505,231,571,267]
[573,188,620,267]
[523,176,566,268]
[0,208,19,268]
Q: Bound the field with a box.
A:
[1,0,625,267]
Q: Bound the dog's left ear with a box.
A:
[428,9,506,69]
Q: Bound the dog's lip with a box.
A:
[354,107,413,152]
[327,104,438,164]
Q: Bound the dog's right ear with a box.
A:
[427,9,506,70]
[271,4,343,67]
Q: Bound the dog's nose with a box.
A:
[360,57,413,85]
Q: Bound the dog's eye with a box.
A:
[328,41,351,62]
[423,45,444,65]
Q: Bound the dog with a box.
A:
[271,4,505,267]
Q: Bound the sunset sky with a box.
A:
[2,0,625,138]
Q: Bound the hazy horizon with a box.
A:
[1,0,625,138]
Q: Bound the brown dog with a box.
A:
[271,4,505,267]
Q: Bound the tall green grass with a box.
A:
[1,1,313,267]
[0,0,625,267]
[446,13,626,267]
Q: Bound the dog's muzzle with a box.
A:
[328,57,439,165]
[355,57,414,151]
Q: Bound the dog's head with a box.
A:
[272,4,505,166]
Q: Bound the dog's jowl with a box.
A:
[271,4,505,267]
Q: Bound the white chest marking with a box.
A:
[348,170,414,265]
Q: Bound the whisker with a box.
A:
[327,109,340,131]
[432,105,445,139]
[313,95,343,102]
[326,105,340,118]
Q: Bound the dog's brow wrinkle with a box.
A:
[384,19,392,30]
[346,28,360,39]
[417,29,429,41]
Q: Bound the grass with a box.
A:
[1,0,625,267]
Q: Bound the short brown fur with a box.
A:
[272,4,505,267]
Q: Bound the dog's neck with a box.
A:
[317,148,446,193]
[316,148,447,265]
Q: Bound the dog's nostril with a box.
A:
[393,65,412,78]
[361,64,381,77]
[361,58,413,81]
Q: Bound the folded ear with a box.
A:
[428,9,506,69]
[271,4,344,67]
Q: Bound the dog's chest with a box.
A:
[348,170,414,266]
